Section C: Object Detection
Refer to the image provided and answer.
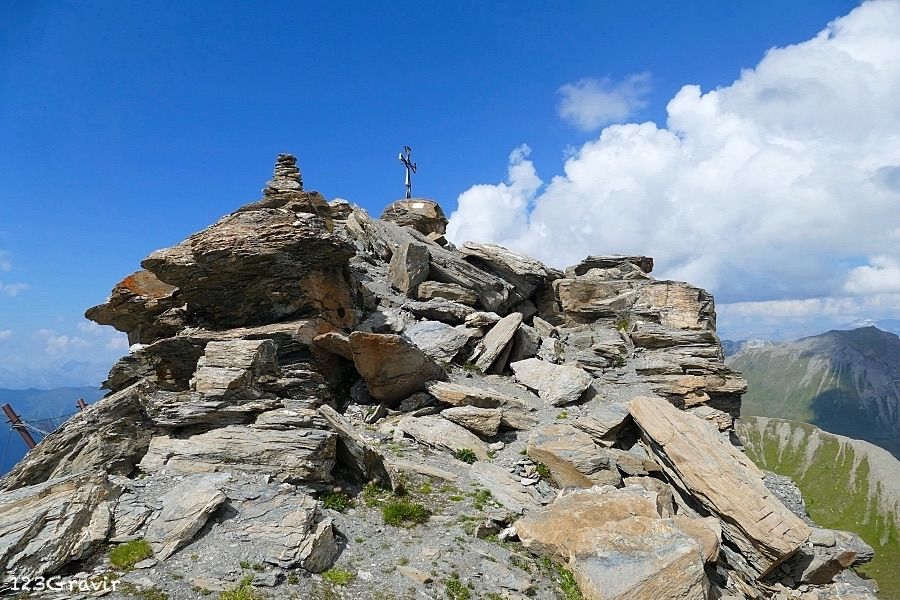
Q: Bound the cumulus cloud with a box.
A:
[843,256,900,294]
[0,330,12,342]
[36,328,89,356]
[558,73,652,130]
[448,1,900,338]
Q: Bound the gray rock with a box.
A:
[573,403,632,447]
[510,358,593,406]
[402,320,471,362]
[388,241,429,297]
[318,405,401,491]
[465,311,502,328]
[468,462,540,514]
[0,472,118,578]
[471,312,523,372]
[144,473,229,559]
[403,298,475,323]
[508,324,541,364]
[192,339,279,394]
[139,425,336,483]
[397,415,488,460]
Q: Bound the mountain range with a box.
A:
[727,326,900,457]
[0,386,105,475]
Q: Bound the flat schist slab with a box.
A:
[139,425,337,483]
[628,396,812,577]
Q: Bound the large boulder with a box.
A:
[348,332,445,401]
[628,396,811,577]
[380,198,448,235]
[141,161,356,330]
[514,486,707,600]
[0,383,155,491]
[139,425,336,483]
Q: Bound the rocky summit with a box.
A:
[0,156,880,600]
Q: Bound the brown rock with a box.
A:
[416,281,477,305]
[348,332,445,402]
[673,514,721,563]
[440,406,503,437]
[425,381,513,408]
[313,331,353,360]
[628,396,811,577]
[85,269,181,344]
[381,198,448,235]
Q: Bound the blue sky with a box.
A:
[4,0,899,388]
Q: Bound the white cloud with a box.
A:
[843,255,900,294]
[0,330,11,342]
[44,334,89,356]
[448,1,900,337]
[558,73,651,131]
[0,282,28,297]
[0,251,10,272]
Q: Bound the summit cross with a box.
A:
[399,146,417,199]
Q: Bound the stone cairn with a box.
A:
[264,153,303,196]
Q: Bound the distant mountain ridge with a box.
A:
[0,386,104,475]
[727,326,900,457]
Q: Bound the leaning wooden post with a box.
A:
[2,403,37,449]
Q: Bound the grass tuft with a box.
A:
[382,499,430,526]
[219,577,264,600]
[453,448,477,464]
[108,539,153,571]
[322,568,355,586]
[321,490,352,512]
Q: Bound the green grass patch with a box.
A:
[534,462,551,479]
[383,500,430,526]
[471,489,492,510]
[453,448,477,464]
[321,490,352,512]
[322,568,355,586]
[108,539,153,571]
[444,573,471,600]
[219,577,263,600]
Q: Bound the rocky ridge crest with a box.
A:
[0,155,878,599]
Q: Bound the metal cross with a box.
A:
[399,146,417,199]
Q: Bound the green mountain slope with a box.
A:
[727,326,900,457]
[737,416,900,599]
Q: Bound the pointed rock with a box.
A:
[389,241,430,297]
[628,396,811,577]
[471,312,523,372]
